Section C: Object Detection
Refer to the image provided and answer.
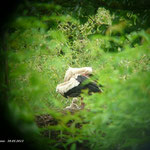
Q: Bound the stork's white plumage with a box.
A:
[64,67,92,82]
[56,76,80,96]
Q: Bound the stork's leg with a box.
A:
[80,97,85,109]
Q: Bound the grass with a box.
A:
[4,1,150,150]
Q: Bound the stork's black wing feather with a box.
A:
[76,75,87,83]
[77,75,102,93]
[64,75,102,98]
[85,82,101,93]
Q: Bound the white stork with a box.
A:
[56,67,102,109]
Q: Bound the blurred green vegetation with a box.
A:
[2,0,150,149]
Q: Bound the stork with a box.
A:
[56,67,102,109]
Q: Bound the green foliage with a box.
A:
[4,0,150,149]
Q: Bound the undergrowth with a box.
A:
[2,0,150,150]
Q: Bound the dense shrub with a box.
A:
[1,0,150,149]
